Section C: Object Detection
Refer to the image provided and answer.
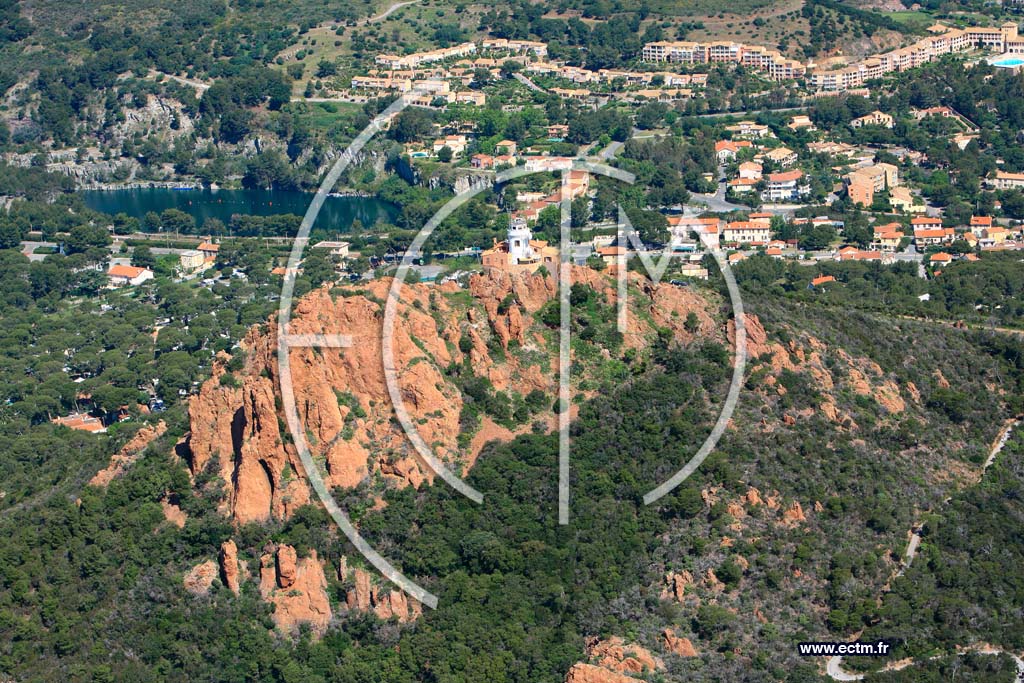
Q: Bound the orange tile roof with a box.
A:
[970,216,993,227]
[107,265,148,278]
[911,217,941,225]
[768,170,803,182]
[929,252,953,262]
[811,275,836,286]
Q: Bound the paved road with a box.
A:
[513,72,546,93]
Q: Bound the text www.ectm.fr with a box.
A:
[798,641,892,656]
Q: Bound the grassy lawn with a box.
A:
[883,10,935,30]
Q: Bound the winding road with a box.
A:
[825,418,1023,681]
[365,0,420,24]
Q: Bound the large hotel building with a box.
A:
[640,41,806,81]
[642,22,1024,91]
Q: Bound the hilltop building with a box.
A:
[481,217,560,275]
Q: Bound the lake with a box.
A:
[80,188,398,232]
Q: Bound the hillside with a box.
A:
[1,267,1021,682]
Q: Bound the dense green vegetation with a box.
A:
[734,251,1024,329]
[1,274,1022,681]
[849,429,1024,675]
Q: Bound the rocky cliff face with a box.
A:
[90,421,167,487]
[258,545,332,635]
[181,267,724,628]
[183,267,722,525]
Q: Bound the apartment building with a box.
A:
[376,42,477,69]
[480,38,548,56]
[762,170,807,202]
[810,22,1022,91]
[990,170,1024,190]
[640,40,806,81]
[722,221,772,245]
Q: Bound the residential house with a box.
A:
[312,241,351,258]
[872,223,905,252]
[107,265,154,287]
[53,413,107,434]
[668,216,722,249]
[889,186,924,213]
[836,247,883,262]
[913,217,955,245]
[726,120,772,138]
[547,124,569,139]
[738,161,763,180]
[728,178,759,194]
[433,134,467,156]
[198,242,219,262]
[495,140,518,156]
[810,274,837,288]
[929,252,953,266]
[454,91,486,105]
[969,215,993,236]
[850,110,894,129]
[178,250,205,271]
[596,246,627,274]
[471,153,495,169]
[763,146,797,167]
[715,140,752,162]
[981,226,1010,246]
[787,115,816,131]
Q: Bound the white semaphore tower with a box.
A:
[506,216,535,263]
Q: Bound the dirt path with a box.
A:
[366,0,419,24]
[825,419,1022,681]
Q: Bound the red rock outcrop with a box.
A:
[90,421,167,487]
[703,569,725,592]
[161,498,187,528]
[661,570,694,603]
[662,628,699,657]
[184,560,218,595]
[564,663,639,683]
[259,545,331,635]
[183,268,727,524]
[585,636,663,674]
[220,539,241,595]
[745,487,763,507]
[343,566,422,623]
[781,501,806,526]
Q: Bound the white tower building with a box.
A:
[507,216,535,263]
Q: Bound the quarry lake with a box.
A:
[81,187,398,232]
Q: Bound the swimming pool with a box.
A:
[992,56,1024,68]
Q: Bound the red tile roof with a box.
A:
[107,265,148,279]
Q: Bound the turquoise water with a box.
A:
[992,57,1024,67]
[81,188,397,232]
